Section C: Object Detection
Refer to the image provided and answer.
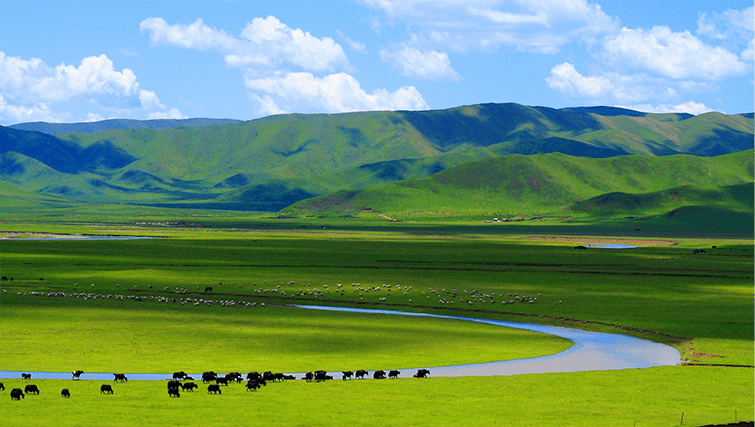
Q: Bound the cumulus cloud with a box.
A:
[602,26,748,81]
[379,45,462,80]
[141,16,350,72]
[546,62,716,105]
[142,16,430,117]
[0,51,182,123]
[244,72,428,115]
[621,101,713,116]
[360,0,620,54]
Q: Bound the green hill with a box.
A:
[284,150,754,218]
[0,103,752,211]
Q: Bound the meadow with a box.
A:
[0,217,752,426]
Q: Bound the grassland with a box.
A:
[0,367,752,427]
[0,215,752,426]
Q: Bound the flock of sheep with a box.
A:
[4,278,549,310]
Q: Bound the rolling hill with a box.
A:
[283,150,754,219]
[1,103,752,211]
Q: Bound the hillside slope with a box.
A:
[284,150,754,217]
[1,103,752,210]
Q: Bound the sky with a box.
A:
[0,0,752,125]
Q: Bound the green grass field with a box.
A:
[0,367,751,427]
[0,219,752,426]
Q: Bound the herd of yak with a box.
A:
[5,368,432,399]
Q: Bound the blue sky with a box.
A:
[0,0,752,125]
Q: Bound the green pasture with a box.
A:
[0,298,569,373]
[0,232,751,363]
[0,225,752,426]
[0,367,751,427]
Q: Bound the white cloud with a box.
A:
[602,26,748,81]
[0,51,181,124]
[244,72,428,115]
[148,108,186,120]
[337,30,368,53]
[141,16,350,72]
[379,45,462,81]
[742,38,754,62]
[360,0,620,54]
[698,6,754,39]
[621,101,713,115]
[545,63,613,98]
[546,62,717,105]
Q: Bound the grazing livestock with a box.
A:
[693,249,706,254]
[246,371,260,381]
[72,370,84,380]
[414,369,430,378]
[113,373,128,382]
[245,380,260,391]
[100,384,114,394]
[304,372,314,382]
[204,287,213,293]
[10,388,24,400]
[0,382,4,391]
[342,371,353,380]
[207,384,221,394]
[216,378,229,386]
[262,371,276,382]
[202,371,217,383]
[283,374,296,380]
[172,371,187,380]
[168,386,180,398]
[355,370,368,379]
[61,389,70,398]
[314,370,329,382]
[373,370,386,379]
[388,370,400,379]
[24,384,39,395]
[180,382,198,391]
[21,373,31,380]
[167,380,181,390]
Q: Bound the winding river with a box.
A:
[0,304,680,381]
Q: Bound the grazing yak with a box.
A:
[21,373,31,380]
[414,369,430,378]
[24,384,39,395]
[72,370,84,380]
[388,370,401,379]
[246,371,261,381]
[207,384,221,394]
[245,380,260,391]
[262,371,276,382]
[202,371,217,383]
[113,373,128,382]
[100,384,114,394]
[204,287,213,293]
[314,370,331,382]
[355,370,368,379]
[373,370,386,379]
[61,388,71,398]
[215,377,229,386]
[342,371,353,380]
[167,380,181,390]
[304,372,314,382]
[172,371,187,380]
[0,382,4,391]
[180,382,198,391]
[168,386,180,398]
[10,388,24,400]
